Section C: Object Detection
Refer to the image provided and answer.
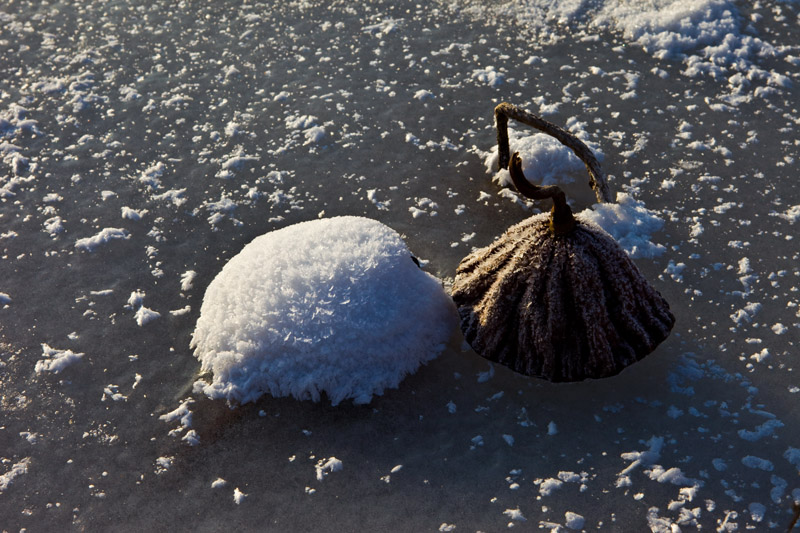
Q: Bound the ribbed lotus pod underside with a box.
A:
[452,212,675,381]
[452,102,674,381]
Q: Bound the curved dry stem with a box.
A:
[509,152,575,235]
[788,501,800,533]
[495,102,612,203]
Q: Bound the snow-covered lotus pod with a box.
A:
[451,103,674,381]
[191,216,457,405]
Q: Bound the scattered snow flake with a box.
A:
[538,478,563,496]
[663,260,686,282]
[477,363,495,383]
[121,206,147,220]
[666,405,684,419]
[315,457,343,481]
[785,447,800,468]
[644,465,698,486]
[748,502,766,522]
[35,343,84,374]
[233,487,247,504]
[472,66,505,87]
[366,189,390,211]
[127,290,145,308]
[211,478,227,489]
[170,305,191,316]
[738,419,784,442]
[152,188,187,206]
[503,508,526,522]
[750,348,770,363]
[75,228,130,252]
[619,436,663,478]
[741,455,774,471]
[101,384,127,402]
[0,458,31,493]
[730,302,762,326]
[159,399,194,429]
[777,205,800,223]
[302,125,325,145]
[182,430,200,446]
[154,456,174,474]
[134,306,161,326]
[558,471,582,483]
[771,323,787,335]
[564,511,584,530]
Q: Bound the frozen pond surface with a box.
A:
[1,0,799,530]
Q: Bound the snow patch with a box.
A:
[191,217,457,406]
[35,343,84,374]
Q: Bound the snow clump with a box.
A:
[191,216,457,405]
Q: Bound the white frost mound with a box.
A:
[191,216,457,406]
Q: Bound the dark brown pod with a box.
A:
[452,103,674,381]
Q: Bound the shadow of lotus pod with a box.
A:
[452,103,674,381]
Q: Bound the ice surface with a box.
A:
[191,216,457,405]
[2,0,799,530]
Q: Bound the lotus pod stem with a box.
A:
[495,102,612,204]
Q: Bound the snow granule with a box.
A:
[503,508,526,521]
[748,502,765,522]
[191,216,457,406]
[35,343,84,374]
[180,270,197,292]
[741,455,774,471]
[315,457,343,481]
[134,306,161,327]
[564,511,585,530]
[771,323,787,335]
[0,458,31,493]
[74,227,130,252]
[181,430,200,446]
[539,478,563,496]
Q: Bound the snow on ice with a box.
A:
[191,216,456,405]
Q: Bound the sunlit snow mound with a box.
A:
[191,216,457,406]
[483,121,603,188]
